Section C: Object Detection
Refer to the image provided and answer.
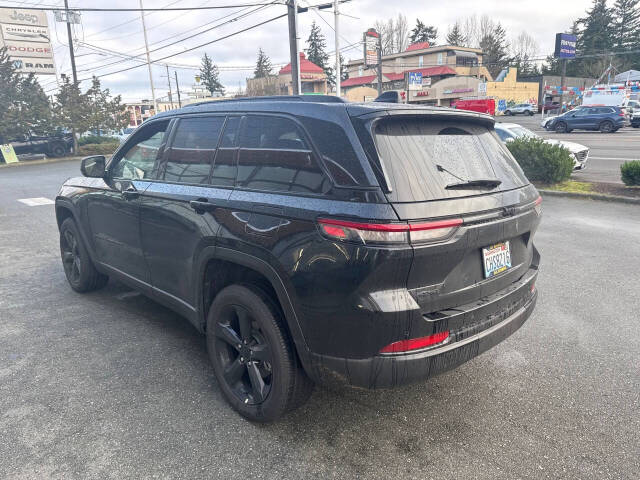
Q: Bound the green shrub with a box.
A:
[77,142,119,156]
[506,137,574,184]
[620,160,640,186]
[78,135,118,146]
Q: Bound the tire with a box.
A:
[49,143,67,158]
[599,121,614,133]
[527,110,534,116]
[504,110,512,116]
[59,218,108,293]
[206,284,313,422]
[555,122,568,133]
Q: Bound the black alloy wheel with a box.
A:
[599,121,614,133]
[61,228,82,285]
[206,284,313,422]
[555,122,568,133]
[213,303,273,405]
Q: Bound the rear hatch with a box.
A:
[354,112,541,313]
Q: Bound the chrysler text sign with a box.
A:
[554,33,577,59]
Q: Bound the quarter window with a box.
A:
[111,121,169,180]
[163,117,224,184]
[237,116,329,194]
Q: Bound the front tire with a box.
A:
[59,218,108,292]
[599,121,614,133]
[504,110,512,116]
[555,122,568,133]
[49,143,67,158]
[207,284,313,422]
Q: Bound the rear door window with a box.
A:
[163,116,224,184]
[237,115,330,194]
[372,117,528,202]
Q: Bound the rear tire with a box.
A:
[49,143,66,158]
[504,110,512,116]
[555,122,568,133]
[527,110,534,116]
[206,284,313,422]
[599,121,614,133]
[59,218,108,293]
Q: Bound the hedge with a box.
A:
[506,137,574,184]
[621,160,640,186]
[78,135,119,146]
[77,142,119,156]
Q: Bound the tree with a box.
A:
[479,23,511,78]
[199,53,225,96]
[327,53,349,88]
[305,21,331,82]
[53,74,90,152]
[409,19,437,45]
[253,48,273,78]
[511,32,539,76]
[84,76,128,134]
[0,47,52,144]
[374,14,409,55]
[446,22,467,46]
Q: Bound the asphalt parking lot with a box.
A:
[1,161,639,479]
[495,114,640,184]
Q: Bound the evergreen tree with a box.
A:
[200,53,225,96]
[612,0,640,49]
[53,74,90,152]
[577,0,615,53]
[327,54,349,88]
[409,19,438,45]
[479,23,511,78]
[84,76,128,134]
[306,21,333,87]
[0,47,52,143]
[446,22,467,46]
[253,48,273,78]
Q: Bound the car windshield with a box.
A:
[509,126,539,139]
[372,117,529,202]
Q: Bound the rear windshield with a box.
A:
[372,117,529,202]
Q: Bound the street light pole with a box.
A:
[139,0,157,113]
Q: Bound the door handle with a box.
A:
[122,187,139,200]
[189,198,215,214]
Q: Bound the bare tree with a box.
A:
[394,14,409,53]
[461,15,479,47]
[374,14,410,55]
[510,31,539,75]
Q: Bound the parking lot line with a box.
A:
[17,197,55,206]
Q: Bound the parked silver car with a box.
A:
[504,103,535,116]
[495,123,589,170]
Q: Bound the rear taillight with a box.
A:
[379,331,450,354]
[317,218,462,245]
[534,196,542,216]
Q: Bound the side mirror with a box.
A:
[80,155,106,178]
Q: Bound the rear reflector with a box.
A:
[534,196,542,216]
[318,218,461,245]
[379,331,450,354]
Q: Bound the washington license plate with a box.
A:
[482,241,512,278]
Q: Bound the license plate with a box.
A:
[482,241,512,278]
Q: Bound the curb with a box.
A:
[538,189,640,205]
[0,156,82,169]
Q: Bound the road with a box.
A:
[495,114,640,184]
[1,161,639,479]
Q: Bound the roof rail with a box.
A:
[184,95,346,107]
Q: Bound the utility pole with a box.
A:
[334,0,340,97]
[165,64,174,109]
[287,0,300,95]
[174,71,182,108]
[139,0,157,113]
[376,34,383,95]
[63,0,77,84]
[560,58,567,110]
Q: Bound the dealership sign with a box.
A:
[363,28,379,66]
[407,71,423,91]
[0,8,55,74]
[554,33,577,59]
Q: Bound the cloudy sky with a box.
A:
[7,0,594,101]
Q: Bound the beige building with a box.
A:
[246,52,328,96]
[346,42,493,83]
[486,67,540,106]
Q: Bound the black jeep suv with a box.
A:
[56,96,541,422]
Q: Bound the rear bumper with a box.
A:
[305,276,538,389]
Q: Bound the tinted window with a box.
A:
[211,116,240,187]
[112,121,169,180]
[372,118,528,202]
[237,116,329,194]
[299,117,370,186]
[495,128,511,142]
[163,117,224,184]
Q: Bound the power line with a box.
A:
[44,12,287,92]
[3,3,286,11]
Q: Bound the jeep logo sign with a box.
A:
[0,7,48,27]
[9,10,38,24]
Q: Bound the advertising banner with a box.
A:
[363,29,379,66]
[0,144,19,164]
[554,33,577,59]
[408,71,423,91]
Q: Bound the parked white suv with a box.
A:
[504,103,535,116]
[495,123,589,170]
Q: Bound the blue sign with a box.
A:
[408,72,423,85]
[555,33,577,59]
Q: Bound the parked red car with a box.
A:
[452,99,495,115]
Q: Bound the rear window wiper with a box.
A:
[445,178,502,190]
